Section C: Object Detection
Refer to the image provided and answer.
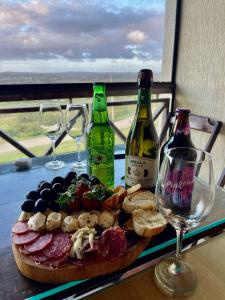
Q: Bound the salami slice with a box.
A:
[21,232,53,254]
[83,240,102,262]
[100,227,126,260]
[12,222,30,235]
[13,231,40,245]
[31,253,48,263]
[44,252,69,267]
[32,249,70,266]
[42,231,72,259]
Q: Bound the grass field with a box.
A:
[0,98,134,141]
[0,98,162,163]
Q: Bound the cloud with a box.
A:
[127,30,146,44]
[21,0,51,16]
[0,0,165,63]
[0,7,29,28]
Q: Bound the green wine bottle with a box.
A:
[125,69,159,191]
[86,83,115,188]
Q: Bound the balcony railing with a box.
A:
[0,82,173,101]
[0,82,173,159]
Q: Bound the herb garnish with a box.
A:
[56,178,114,209]
[56,184,76,207]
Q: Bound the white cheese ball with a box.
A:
[78,212,98,228]
[27,212,46,231]
[62,216,79,233]
[98,211,115,228]
[18,211,33,222]
[46,212,62,231]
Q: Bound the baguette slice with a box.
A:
[132,209,167,237]
[127,184,141,195]
[122,190,156,214]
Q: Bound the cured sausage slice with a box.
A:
[12,222,30,235]
[42,231,71,259]
[44,252,69,267]
[100,227,126,260]
[31,253,48,263]
[84,227,126,261]
[13,231,40,245]
[83,240,102,261]
[31,251,69,266]
[29,232,71,264]
[21,232,53,254]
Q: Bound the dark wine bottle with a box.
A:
[125,69,159,191]
[160,109,196,213]
[159,108,195,167]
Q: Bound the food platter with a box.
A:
[11,172,167,284]
[12,237,150,283]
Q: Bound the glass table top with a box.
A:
[0,153,224,300]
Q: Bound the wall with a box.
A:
[161,0,177,81]
[164,0,225,182]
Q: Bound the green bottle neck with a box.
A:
[92,86,109,124]
[136,87,153,120]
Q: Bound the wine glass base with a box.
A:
[154,257,198,296]
[45,160,65,170]
[70,161,87,173]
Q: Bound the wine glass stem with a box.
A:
[76,141,81,162]
[175,228,186,271]
[51,139,56,162]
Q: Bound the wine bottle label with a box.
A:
[125,156,158,188]
[165,166,194,211]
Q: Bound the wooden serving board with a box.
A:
[12,238,150,283]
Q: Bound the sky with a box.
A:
[0,0,165,73]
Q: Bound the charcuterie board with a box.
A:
[11,172,167,284]
[12,237,150,283]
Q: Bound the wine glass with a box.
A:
[155,147,215,296]
[39,104,65,170]
[66,104,88,172]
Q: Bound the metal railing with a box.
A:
[0,82,173,102]
[0,82,173,158]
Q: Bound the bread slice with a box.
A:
[132,209,167,237]
[122,190,156,214]
[127,184,141,195]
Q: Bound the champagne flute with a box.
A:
[66,104,88,172]
[155,147,215,296]
[39,104,65,170]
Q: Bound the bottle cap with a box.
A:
[137,69,153,88]
[93,83,106,94]
[93,82,105,87]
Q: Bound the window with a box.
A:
[0,0,176,163]
[0,0,166,83]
